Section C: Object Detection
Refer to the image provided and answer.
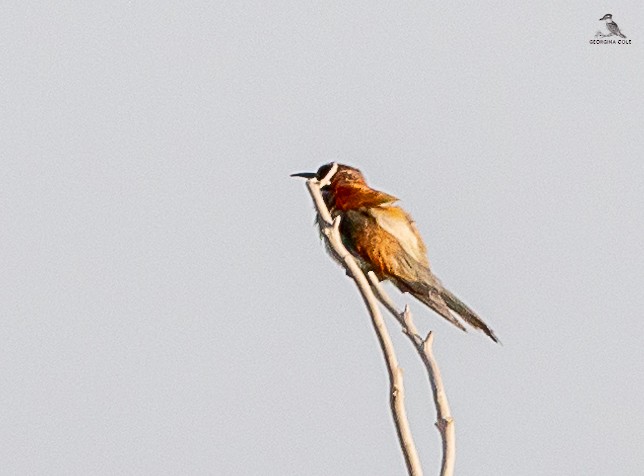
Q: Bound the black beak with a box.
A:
[290,171,317,179]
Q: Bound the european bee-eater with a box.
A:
[293,163,499,343]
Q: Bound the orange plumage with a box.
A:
[293,163,499,342]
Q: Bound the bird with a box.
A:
[599,14,626,38]
[292,163,499,343]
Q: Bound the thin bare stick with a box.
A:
[423,333,455,476]
[303,166,423,476]
[368,273,455,476]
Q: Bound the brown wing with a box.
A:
[368,206,430,268]
[340,209,427,283]
[340,209,468,332]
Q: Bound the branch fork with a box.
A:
[300,163,455,476]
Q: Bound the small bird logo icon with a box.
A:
[293,163,499,342]
[599,14,626,38]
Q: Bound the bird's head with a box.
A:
[291,163,366,191]
[600,13,612,21]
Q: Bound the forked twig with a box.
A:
[301,163,457,475]
[303,164,423,476]
[368,275,455,476]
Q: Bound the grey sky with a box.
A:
[1,1,643,475]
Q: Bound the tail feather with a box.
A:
[389,263,499,342]
[394,278,467,332]
[441,287,499,343]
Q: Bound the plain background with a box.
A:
[1,2,643,475]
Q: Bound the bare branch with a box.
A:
[423,332,455,476]
[368,273,455,476]
[302,169,423,476]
